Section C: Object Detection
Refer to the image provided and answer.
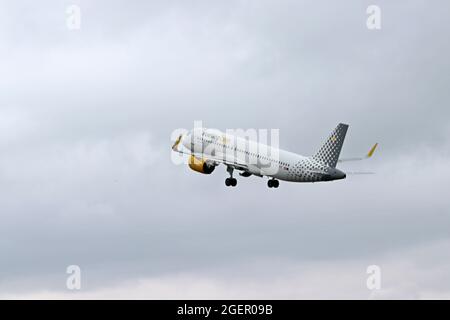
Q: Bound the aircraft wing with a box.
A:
[196,152,249,171]
[173,145,249,171]
[338,143,378,163]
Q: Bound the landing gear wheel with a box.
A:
[225,178,237,187]
[268,179,279,188]
[225,166,237,187]
[273,180,279,188]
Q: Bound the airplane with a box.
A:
[171,123,377,188]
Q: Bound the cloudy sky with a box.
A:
[1,0,449,299]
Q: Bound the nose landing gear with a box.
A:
[267,179,279,188]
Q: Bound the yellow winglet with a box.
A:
[172,134,183,151]
[367,143,378,158]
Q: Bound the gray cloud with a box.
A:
[0,0,450,298]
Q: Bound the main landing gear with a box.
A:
[225,177,237,187]
[225,166,237,187]
[267,178,279,188]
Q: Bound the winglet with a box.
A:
[172,134,183,151]
[366,143,378,158]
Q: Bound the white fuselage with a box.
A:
[182,128,346,183]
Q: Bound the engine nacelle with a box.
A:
[188,155,215,174]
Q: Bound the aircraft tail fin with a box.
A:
[312,123,349,168]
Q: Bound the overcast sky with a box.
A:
[1,0,450,299]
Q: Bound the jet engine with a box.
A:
[188,155,215,174]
